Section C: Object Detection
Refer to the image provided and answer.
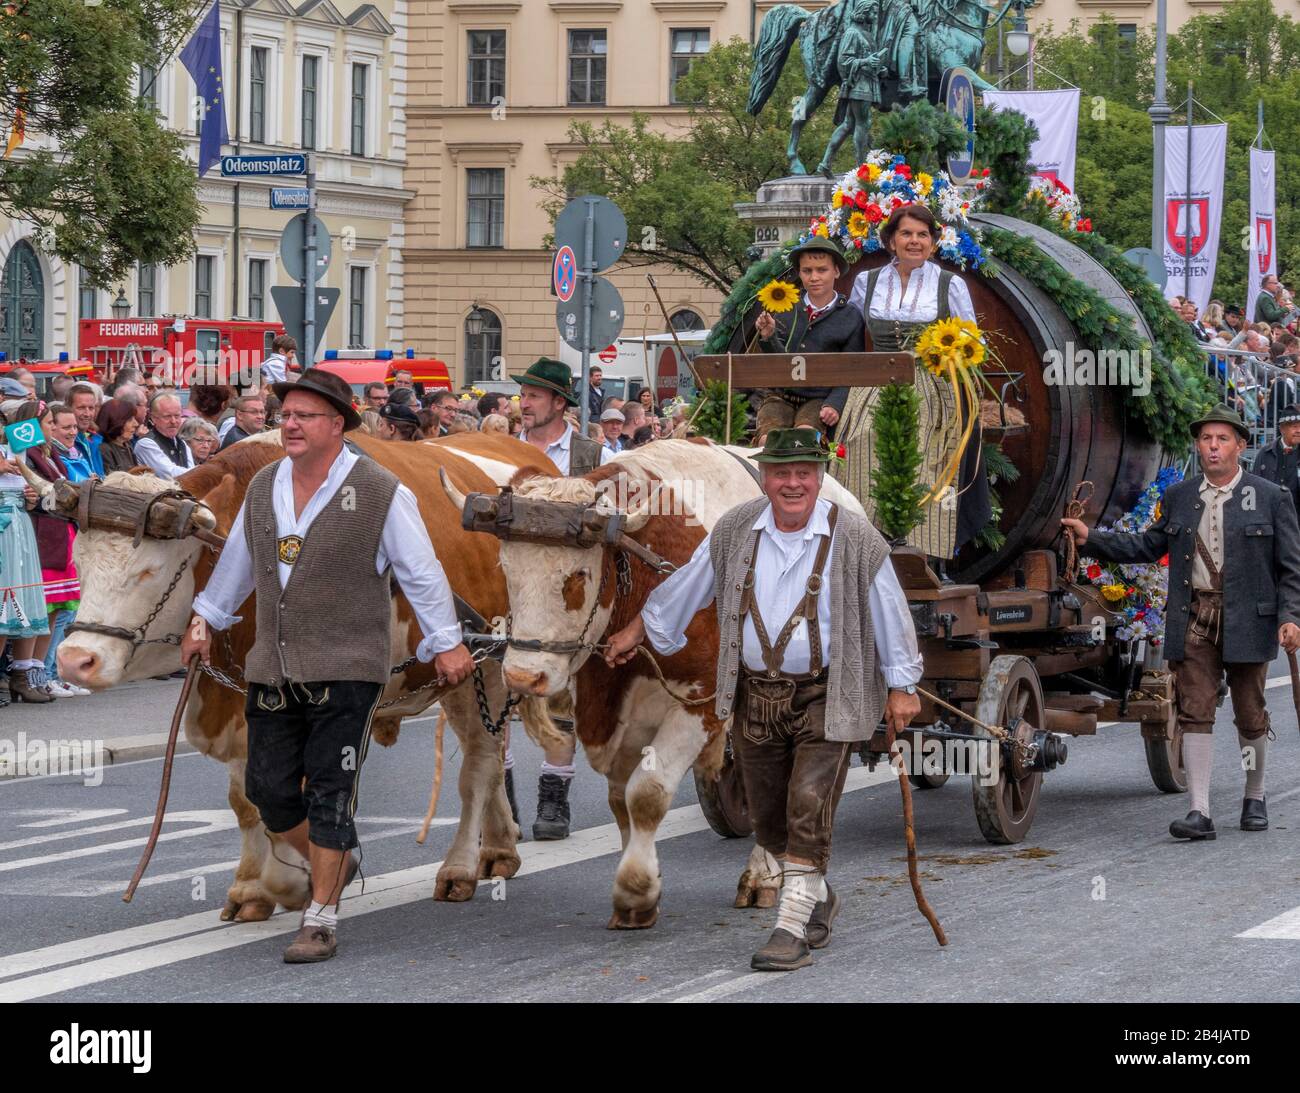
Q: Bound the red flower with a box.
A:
[1077,218,1093,233]
[854,190,869,210]
[890,196,903,209]
[1086,563,1101,580]
[1159,554,1169,567]
[857,164,871,180]
[854,238,863,249]
[863,202,884,223]
[895,164,912,179]
[836,444,846,459]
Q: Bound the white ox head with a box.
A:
[47,471,214,689]
[442,471,654,697]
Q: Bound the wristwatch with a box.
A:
[899,684,917,695]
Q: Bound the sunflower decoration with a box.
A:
[757,278,799,314]
[846,210,870,238]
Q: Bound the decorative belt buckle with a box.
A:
[277,535,303,565]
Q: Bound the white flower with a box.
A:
[940,225,958,250]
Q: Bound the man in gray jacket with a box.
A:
[604,428,923,971]
[1063,405,1300,841]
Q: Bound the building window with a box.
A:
[568,29,607,106]
[137,264,156,317]
[79,269,97,321]
[248,259,267,321]
[139,63,158,112]
[465,307,502,385]
[351,63,368,156]
[670,308,705,332]
[249,47,268,143]
[194,257,213,318]
[669,28,709,104]
[349,267,367,348]
[301,54,319,150]
[467,30,506,106]
[1117,23,1137,51]
[467,168,505,248]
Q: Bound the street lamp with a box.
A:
[1005,0,1034,89]
[466,302,486,338]
[111,288,130,319]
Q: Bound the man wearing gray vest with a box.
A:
[604,428,924,971]
[183,368,474,964]
[510,357,611,839]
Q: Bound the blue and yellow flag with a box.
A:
[180,1,228,177]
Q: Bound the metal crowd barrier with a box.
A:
[1195,342,1295,465]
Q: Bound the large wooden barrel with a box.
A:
[824,213,1164,583]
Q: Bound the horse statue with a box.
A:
[747,0,1019,175]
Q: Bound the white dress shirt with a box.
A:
[260,353,289,385]
[133,433,195,479]
[519,422,613,475]
[1193,466,1243,590]
[848,259,977,324]
[192,446,463,661]
[642,497,923,686]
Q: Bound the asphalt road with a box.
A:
[2,664,1299,1004]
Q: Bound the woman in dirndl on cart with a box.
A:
[837,203,992,568]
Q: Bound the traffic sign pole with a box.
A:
[304,155,317,368]
[580,197,596,432]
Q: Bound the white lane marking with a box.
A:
[0,765,898,1001]
[672,972,770,1003]
[634,969,731,1002]
[12,808,128,828]
[1237,906,1300,941]
[0,750,203,789]
[0,811,230,853]
[0,812,238,874]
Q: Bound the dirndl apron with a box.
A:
[0,487,51,639]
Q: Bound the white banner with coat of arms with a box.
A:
[1248,146,1277,322]
[982,88,1080,192]
[1162,123,1227,311]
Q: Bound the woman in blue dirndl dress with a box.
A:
[1,431,53,705]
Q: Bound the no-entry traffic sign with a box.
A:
[553,246,577,303]
[598,345,618,364]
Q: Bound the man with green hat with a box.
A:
[511,357,611,477]
[509,357,611,840]
[604,427,923,971]
[1063,403,1300,842]
[748,237,864,442]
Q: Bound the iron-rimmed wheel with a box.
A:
[972,655,1045,845]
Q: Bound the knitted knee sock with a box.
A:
[1238,732,1266,801]
[774,863,827,939]
[302,900,338,930]
[1183,734,1214,816]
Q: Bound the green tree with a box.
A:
[0,0,203,283]
[531,37,842,295]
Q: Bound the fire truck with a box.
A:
[77,316,286,389]
[317,348,453,401]
[0,352,99,400]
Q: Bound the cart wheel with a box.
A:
[694,736,752,838]
[1142,725,1187,793]
[971,655,1044,845]
[908,771,951,790]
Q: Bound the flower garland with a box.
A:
[1079,466,1182,645]
[800,150,988,270]
[1025,176,1092,234]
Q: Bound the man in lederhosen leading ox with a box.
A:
[604,428,923,971]
[1251,403,1300,515]
[1063,405,1300,841]
[182,368,475,963]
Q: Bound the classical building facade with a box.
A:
[1028,0,1300,37]
[405,1,814,387]
[0,0,411,364]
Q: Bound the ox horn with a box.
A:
[12,457,80,516]
[438,467,469,514]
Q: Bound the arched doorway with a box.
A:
[1,241,45,360]
[464,306,502,385]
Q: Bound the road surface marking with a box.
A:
[1237,905,1300,941]
[672,972,770,1003]
[0,765,897,1001]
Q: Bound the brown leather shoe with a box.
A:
[804,884,841,950]
[750,928,812,972]
[283,925,337,963]
[8,669,54,704]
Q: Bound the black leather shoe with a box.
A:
[1169,810,1216,840]
[804,884,840,950]
[533,773,572,840]
[751,928,812,972]
[1240,797,1268,831]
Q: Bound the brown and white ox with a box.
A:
[442,438,865,928]
[49,432,559,920]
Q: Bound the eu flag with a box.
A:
[180,1,228,177]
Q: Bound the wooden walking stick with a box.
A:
[416,710,447,845]
[123,653,201,902]
[887,724,948,947]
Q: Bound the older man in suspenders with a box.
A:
[605,428,923,971]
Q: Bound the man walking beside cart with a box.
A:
[1062,405,1300,841]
